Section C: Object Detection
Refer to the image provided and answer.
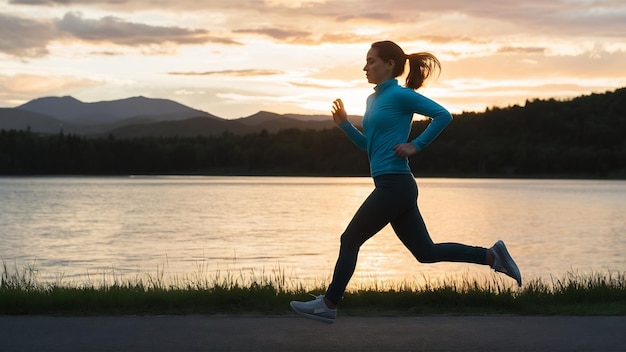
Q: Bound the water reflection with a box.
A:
[1,177,624,289]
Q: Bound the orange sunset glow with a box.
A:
[1,0,625,119]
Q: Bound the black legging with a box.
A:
[325,174,488,305]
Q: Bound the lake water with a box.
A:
[1,176,625,289]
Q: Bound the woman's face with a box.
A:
[363,48,394,85]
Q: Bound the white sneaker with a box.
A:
[490,240,522,287]
[290,294,336,324]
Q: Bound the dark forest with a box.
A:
[1,88,625,178]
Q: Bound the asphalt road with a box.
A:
[1,315,624,352]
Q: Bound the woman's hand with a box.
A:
[331,98,348,125]
[393,143,418,158]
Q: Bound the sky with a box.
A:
[1,0,625,119]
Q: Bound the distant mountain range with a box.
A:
[0,96,361,137]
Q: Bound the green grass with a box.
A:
[1,262,625,316]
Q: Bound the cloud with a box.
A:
[55,12,240,46]
[0,10,241,58]
[497,46,546,55]
[440,47,626,83]
[318,32,371,44]
[0,73,97,92]
[288,79,355,89]
[440,0,626,38]
[0,73,100,106]
[336,12,398,22]
[168,69,284,77]
[420,35,488,45]
[8,0,267,11]
[9,0,67,4]
[3,0,625,117]
[233,27,312,41]
[0,13,56,57]
[289,82,331,89]
[8,0,164,5]
[9,0,626,41]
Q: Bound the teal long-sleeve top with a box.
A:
[339,79,452,178]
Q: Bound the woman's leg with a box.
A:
[325,176,411,305]
[391,179,523,285]
[390,177,487,264]
[391,204,487,264]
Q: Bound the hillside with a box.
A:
[109,112,339,138]
[1,96,349,136]
[235,111,362,130]
[0,108,67,134]
[15,96,217,126]
[1,87,624,178]
[109,117,253,138]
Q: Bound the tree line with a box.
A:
[1,88,625,178]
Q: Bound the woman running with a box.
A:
[290,40,522,324]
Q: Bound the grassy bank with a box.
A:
[1,263,624,316]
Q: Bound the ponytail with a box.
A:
[370,41,441,90]
[405,52,441,90]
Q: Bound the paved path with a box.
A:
[1,315,625,351]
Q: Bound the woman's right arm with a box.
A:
[332,99,367,150]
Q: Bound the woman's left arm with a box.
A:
[408,92,453,152]
[394,91,452,158]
